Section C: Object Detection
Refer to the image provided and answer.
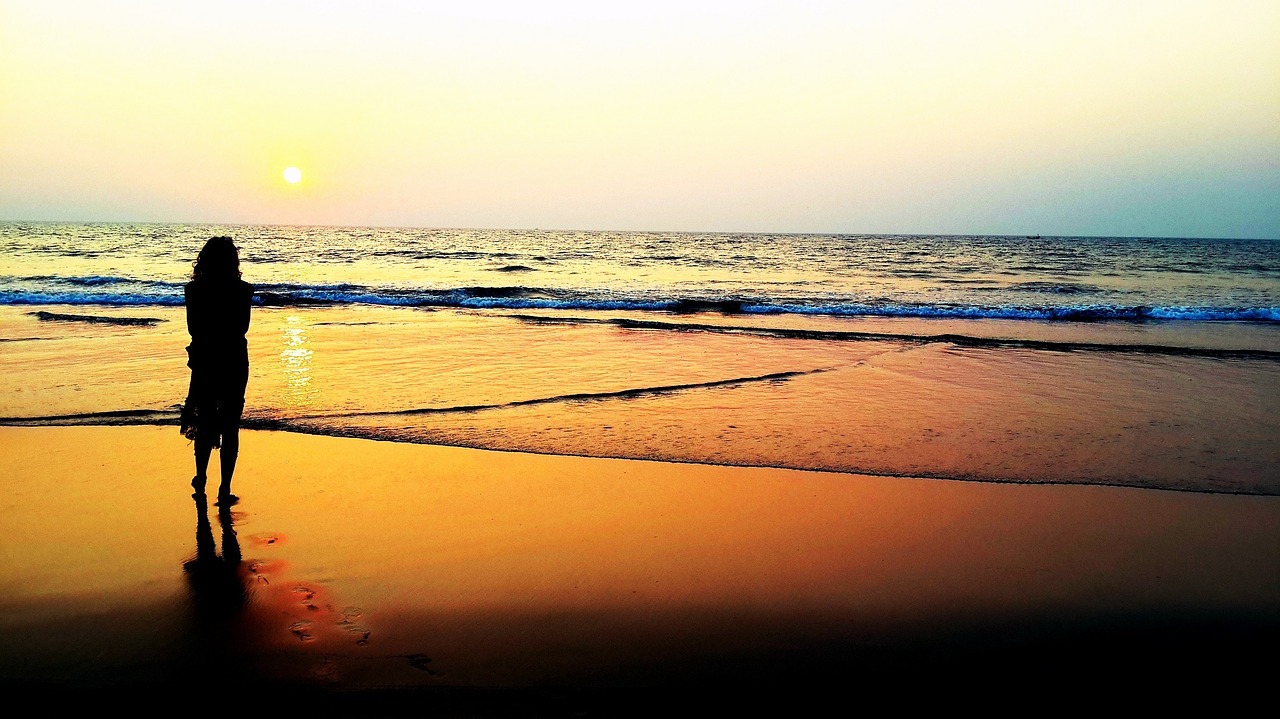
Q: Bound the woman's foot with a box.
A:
[191,475,207,494]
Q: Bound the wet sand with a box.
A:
[4,304,1278,495]
[2,426,1278,711]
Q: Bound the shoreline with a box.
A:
[3,303,1278,496]
[308,421,1280,495]
[4,412,1278,497]
[3,425,1278,707]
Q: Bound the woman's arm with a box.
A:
[185,284,200,338]
[236,284,253,335]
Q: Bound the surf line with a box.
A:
[297,368,833,420]
[0,368,834,429]
[0,408,178,426]
[505,314,1280,360]
[27,311,166,326]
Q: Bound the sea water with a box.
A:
[2,223,1278,321]
[2,222,1278,494]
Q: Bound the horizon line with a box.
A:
[0,218,1275,243]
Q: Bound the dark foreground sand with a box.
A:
[2,426,1278,713]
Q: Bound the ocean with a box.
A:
[2,223,1278,321]
[2,222,1278,494]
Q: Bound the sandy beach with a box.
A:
[3,425,1278,711]
[3,297,1279,712]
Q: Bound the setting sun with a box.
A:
[283,167,302,184]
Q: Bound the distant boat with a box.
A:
[1025,235,1042,239]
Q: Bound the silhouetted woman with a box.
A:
[181,236,254,503]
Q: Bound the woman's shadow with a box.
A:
[182,491,249,674]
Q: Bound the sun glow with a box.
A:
[1,2,1275,235]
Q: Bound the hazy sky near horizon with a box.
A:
[1,1,1276,237]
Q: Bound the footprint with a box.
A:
[247,560,275,585]
[248,533,285,547]
[289,620,314,642]
[340,624,371,646]
[292,586,323,611]
[401,653,442,676]
[311,657,340,682]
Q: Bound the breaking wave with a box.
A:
[2,276,1277,324]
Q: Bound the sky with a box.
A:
[0,1,1276,237]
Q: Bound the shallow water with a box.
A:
[2,304,1277,494]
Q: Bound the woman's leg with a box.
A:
[218,424,239,498]
[193,438,213,492]
[217,393,245,500]
[189,371,212,492]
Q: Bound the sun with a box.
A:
[283,166,303,184]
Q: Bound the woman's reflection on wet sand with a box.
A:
[182,492,248,679]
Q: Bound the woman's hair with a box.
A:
[191,236,241,281]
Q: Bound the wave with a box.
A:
[507,314,1280,360]
[1002,281,1106,295]
[0,275,186,306]
[0,369,825,429]
[14,274,144,286]
[2,276,1278,323]
[311,320,385,326]
[313,368,829,418]
[738,302,1280,323]
[0,408,179,426]
[28,310,166,326]
[0,291,186,306]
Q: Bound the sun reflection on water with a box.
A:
[279,315,316,407]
